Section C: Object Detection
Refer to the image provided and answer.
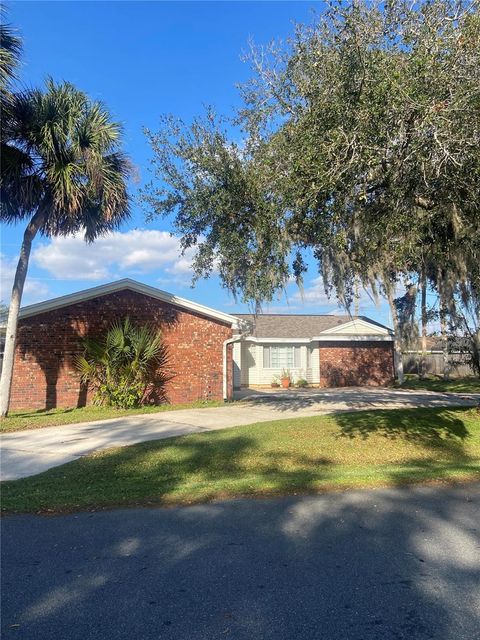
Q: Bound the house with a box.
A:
[233,313,394,388]
[2,279,394,411]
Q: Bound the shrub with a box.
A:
[75,317,170,409]
[296,378,309,388]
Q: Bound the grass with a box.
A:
[2,407,479,514]
[399,375,480,394]
[0,400,225,433]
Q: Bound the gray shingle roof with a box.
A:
[233,314,388,339]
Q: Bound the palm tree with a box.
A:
[0,19,22,91]
[0,80,131,416]
[75,317,170,408]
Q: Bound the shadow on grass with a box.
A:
[1,433,334,512]
[385,458,480,485]
[400,375,480,393]
[335,408,471,458]
[98,433,334,502]
[8,407,78,419]
[4,407,479,514]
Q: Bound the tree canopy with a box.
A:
[143,0,480,377]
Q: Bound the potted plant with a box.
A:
[280,369,291,388]
[271,375,280,388]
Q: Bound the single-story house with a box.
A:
[2,279,394,410]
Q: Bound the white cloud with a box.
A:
[292,276,339,307]
[32,229,196,283]
[290,275,384,316]
[0,254,51,305]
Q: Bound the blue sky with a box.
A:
[1,0,394,323]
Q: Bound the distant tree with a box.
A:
[0,80,131,416]
[143,1,480,383]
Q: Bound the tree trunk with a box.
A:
[386,285,404,384]
[437,271,450,381]
[420,265,428,379]
[0,210,45,417]
[471,328,480,377]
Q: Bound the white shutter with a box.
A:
[263,346,270,368]
[294,346,301,367]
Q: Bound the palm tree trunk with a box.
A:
[386,285,404,384]
[0,209,45,417]
[420,265,428,379]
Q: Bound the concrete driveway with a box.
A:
[1,387,478,481]
[2,483,479,639]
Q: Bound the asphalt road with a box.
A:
[2,484,479,639]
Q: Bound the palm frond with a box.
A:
[74,318,169,408]
[1,79,131,235]
[0,20,22,89]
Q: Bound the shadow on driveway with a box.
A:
[235,386,480,413]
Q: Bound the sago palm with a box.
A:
[0,80,131,416]
[75,318,170,408]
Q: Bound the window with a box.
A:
[263,346,301,368]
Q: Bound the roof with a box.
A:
[13,279,239,327]
[234,313,392,339]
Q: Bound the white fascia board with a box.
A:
[319,318,392,336]
[18,278,239,327]
[243,337,312,344]
[243,335,393,343]
[314,334,393,342]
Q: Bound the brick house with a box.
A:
[3,279,394,410]
[233,314,394,389]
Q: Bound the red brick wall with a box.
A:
[319,341,394,387]
[10,290,233,410]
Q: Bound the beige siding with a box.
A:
[241,341,257,385]
[232,341,242,389]
[307,342,320,384]
[241,341,321,386]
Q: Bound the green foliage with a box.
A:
[0,11,22,90]
[1,79,131,238]
[75,318,170,409]
[143,0,480,362]
[400,376,480,393]
[296,378,309,388]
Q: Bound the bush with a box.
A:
[296,378,309,388]
[75,317,170,409]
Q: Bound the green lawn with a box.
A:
[0,400,225,433]
[2,407,479,514]
[399,375,480,393]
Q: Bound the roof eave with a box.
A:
[17,279,239,327]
